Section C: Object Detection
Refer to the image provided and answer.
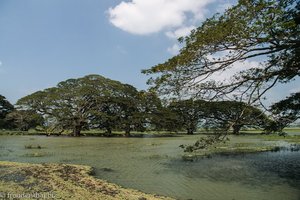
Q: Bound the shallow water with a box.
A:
[0,135,299,200]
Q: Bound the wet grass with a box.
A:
[182,142,279,161]
[1,127,299,137]
[0,129,180,137]
[243,128,300,134]
[22,152,50,158]
[259,135,300,143]
[0,161,173,200]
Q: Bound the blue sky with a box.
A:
[0,0,298,104]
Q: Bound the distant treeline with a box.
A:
[0,75,297,136]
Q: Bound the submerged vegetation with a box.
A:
[181,135,300,161]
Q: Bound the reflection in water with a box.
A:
[0,135,299,200]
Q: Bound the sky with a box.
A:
[0,0,298,104]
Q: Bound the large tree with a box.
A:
[136,91,164,131]
[168,99,207,134]
[143,0,299,103]
[17,75,142,136]
[205,101,270,134]
[142,0,299,149]
[150,107,181,132]
[89,83,141,136]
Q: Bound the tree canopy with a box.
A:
[143,0,299,104]
[165,99,269,135]
[168,99,207,135]
[16,75,142,136]
[16,75,163,136]
[205,100,270,134]
[141,0,300,151]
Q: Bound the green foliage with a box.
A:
[141,0,299,149]
[0,95,14,129]
[88,82,140,135]
[134,91,163,132]
[163,99,269,135]
[168,99,207,134]
[205,101,270,134]
[150,107,180,132]
[142,98,270,136]
[174,100,270,151]
[143,0,299,103]
[16,75,163,136]
[265,92,300,133]
[5,110,44,131]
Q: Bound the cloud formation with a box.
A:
[167,44,180,55]
[108,0,235,54]
[108,0,215,35]
[165,26,196,39]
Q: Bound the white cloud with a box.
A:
[0,61,4,74]
[108,0,215,35]
[165,25,196,39]
[209,60,262,83]
[108,0,235,55]
[167,44,180,55]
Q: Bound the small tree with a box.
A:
[265,92,300,133]
[0,95,14,129]
[5,110,44,131]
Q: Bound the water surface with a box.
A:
[0,135,299,200]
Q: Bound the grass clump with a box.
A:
[24,144,42,149]
[260,135,300,144]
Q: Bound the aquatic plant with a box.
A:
[24,145,42,149]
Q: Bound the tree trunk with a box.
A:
[124,124,131,137]
[73,125,82,137]
[232,124,242,135]
[187,128,194,135]
[106,127,112,136]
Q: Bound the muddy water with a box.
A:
[0,135,299,200]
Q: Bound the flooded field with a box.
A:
[0,135,299,200]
